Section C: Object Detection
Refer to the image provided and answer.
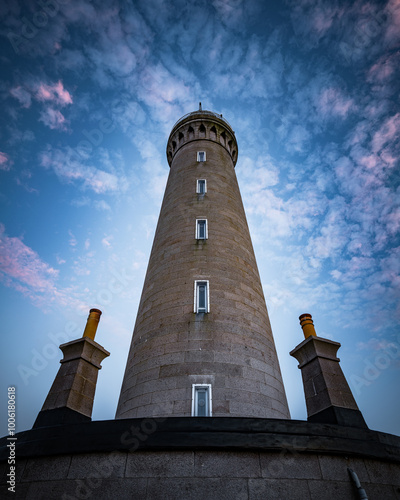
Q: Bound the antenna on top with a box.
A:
[199,102,202,111]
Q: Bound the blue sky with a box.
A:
[0,0,399,436]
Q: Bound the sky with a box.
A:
[0,0,399,437]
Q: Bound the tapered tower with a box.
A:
[116,107,290,419]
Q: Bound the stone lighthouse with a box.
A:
[116,106,290,420]
[2,108,400,500]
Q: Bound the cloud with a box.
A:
[68,230,77,247]
[371,113,400,153]
[102,235,113,248]
[367,53,399,84]
[10,86,32,108]
[317,87,354,118]
[39,107,68,130]
[0,152,12,171]
[384,0,400,45]
[0,223,59,302]
[35,80,73,106]
[94,200,111,211]
[39,146,128,194]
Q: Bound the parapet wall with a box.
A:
[166,110,238,166]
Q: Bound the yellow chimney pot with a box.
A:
[82,308,102,341]
[299,313,317,339]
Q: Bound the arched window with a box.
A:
[228,140,232,152]
[199,124,206,138]
[172,141,176,150]
[220,131,226,146]
[188,126,194,140]
[210,126,217,141]
[178,131,184,143]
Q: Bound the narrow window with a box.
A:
[194,280,209,313]
[210,126,217,141]
[199,124,206,138]
[192,384,212,416]
[197,151,206,162]
[197,179,206,194]
[196,219,208,240]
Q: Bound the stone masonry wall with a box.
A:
[2,450,400,499]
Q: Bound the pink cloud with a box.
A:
[0,224,58,296]
[0,152,12,171]
[384,0,400,44]
[318,88,354,118]
[368,54,397,83]
[39,108,68,130]
[371,113,400,153]
[35,80,73,106]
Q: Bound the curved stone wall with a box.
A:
[116,111,289,419]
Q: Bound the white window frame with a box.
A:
[191,384,212,416]
[197,151,206,162]
[195,219,208,240]
[194,280,210,313]
[196,179,207,194]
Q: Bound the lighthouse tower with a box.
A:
[116,107,290,420]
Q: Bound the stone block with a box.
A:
[229,401,271,417]
[21,455,71,482]
[364,483,400,499]
[151,388,188,404]
[0,482,29,499]
[68,451,127,479]
[146,477,248,500]
[195,451,261,477]
[308,479,356,500]
[126,451,194,478]
[249,478,311,500]
[184,350,214,363]
[66,390,93,416]
[364,459,400,485]
[173,400,190,414]
[318,455,368,482]
[25,478,147,500]
[260,452,321,479]
[136,367,161,385]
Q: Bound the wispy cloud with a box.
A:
[10,86,31,108]
[0,223,61,307]
[317,87,354,118]
[0,152,12,171]
[39,146,128,194]
[39,107,68,130]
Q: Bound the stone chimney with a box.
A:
[290,314,367,428]
[33,309,109,428]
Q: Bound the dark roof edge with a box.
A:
[1,417,399,463]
